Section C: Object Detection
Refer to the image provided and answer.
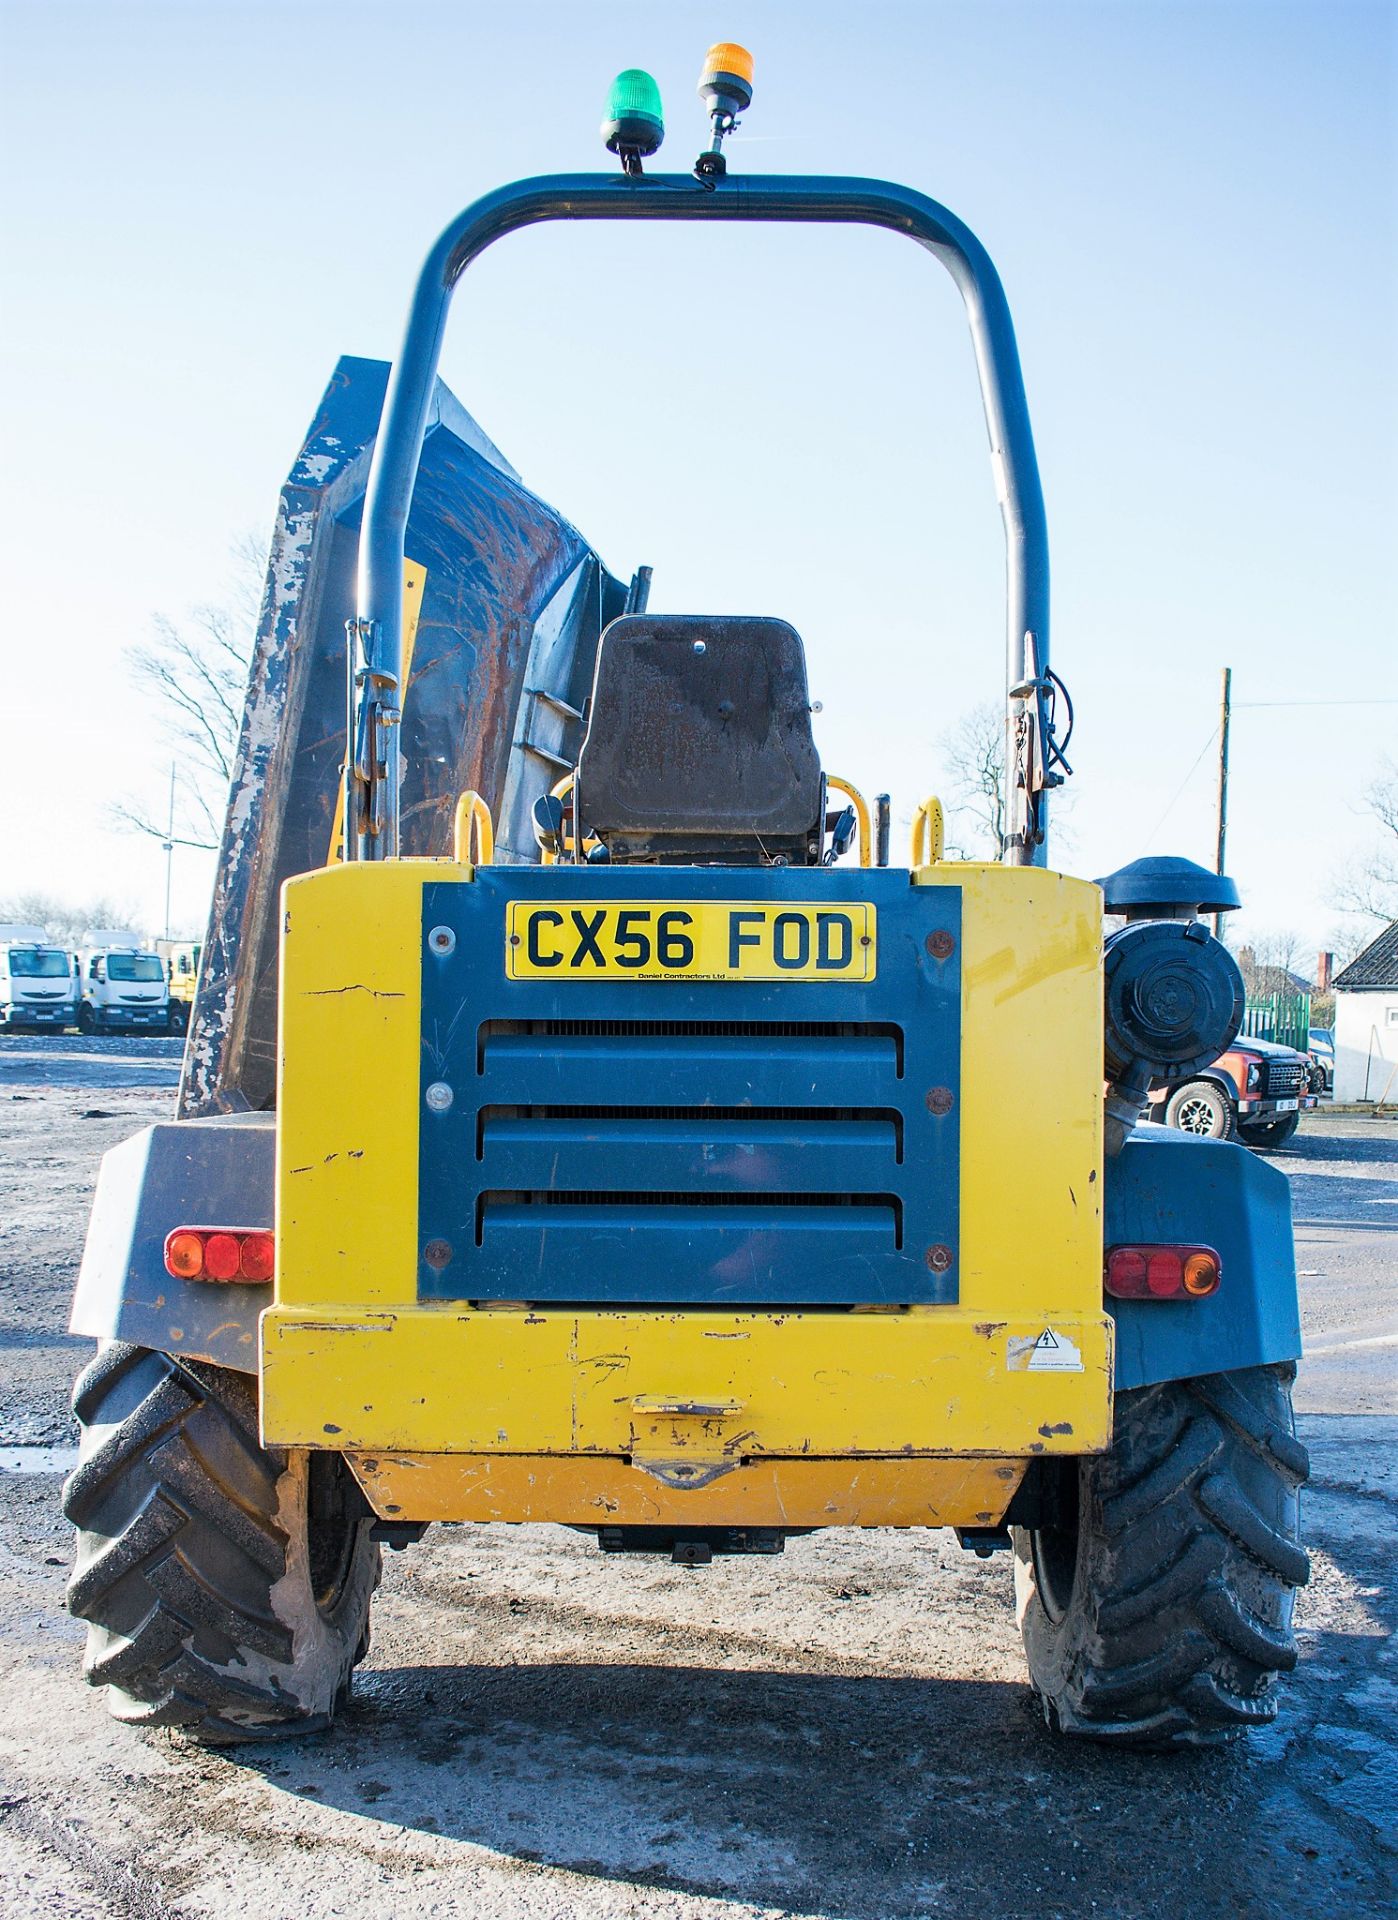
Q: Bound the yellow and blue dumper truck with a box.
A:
[63,47,1308,1750]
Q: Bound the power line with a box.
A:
[1142,725,1219,851]
[1235,698,1398,709]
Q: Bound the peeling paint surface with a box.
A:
[182,355,624,1120]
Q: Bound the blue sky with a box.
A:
[1,0,1394,957]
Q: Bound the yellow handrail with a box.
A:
[911,794,945,867]
[825,774,872,868]
[452,790,494,866]
[538,773,573,866]
[538,772,606,865]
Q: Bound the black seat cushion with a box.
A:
[576,615,822,854]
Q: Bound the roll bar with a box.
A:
[349,171,1051,866]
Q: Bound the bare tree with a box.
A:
[937,702,1006,860]
[1331,755,1398,928]
[0,891,145,949]
[1232,928,1308,995]
[116,535,263,852]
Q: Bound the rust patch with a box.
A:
[1038,1422,1073,1438]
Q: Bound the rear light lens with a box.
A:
[163,1227,274,1284]
[164,1230,205,1279]
[239,1231,275,1282]
[1105,1244,1220,1300]
[202,1233,241,1281]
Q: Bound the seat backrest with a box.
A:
[575,614,823,862]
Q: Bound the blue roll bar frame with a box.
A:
[350,171,1050,866]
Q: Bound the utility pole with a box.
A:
[162,762,175,942]
[1213,668,1231,940]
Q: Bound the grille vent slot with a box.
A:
[475,1104,904,1162]
[477,1017,904,1076]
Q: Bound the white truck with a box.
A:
[0,925,78,1031]
[77,929,169,1034]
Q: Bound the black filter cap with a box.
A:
[1103,919,1246,1078]
[1097,855,1241,917]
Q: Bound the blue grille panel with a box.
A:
[418,868,960,1305]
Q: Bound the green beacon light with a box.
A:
[602,68,665,176]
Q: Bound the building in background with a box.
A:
[1332,922,1398,1105]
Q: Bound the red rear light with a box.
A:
[1105,1244,1220,1300]
[163,1228,275,1284]
[239,1231,275,1283]
[202,1233,241,1281]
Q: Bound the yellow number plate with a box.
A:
[506,901,877,982]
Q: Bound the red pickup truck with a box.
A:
[1147,1033,1317,1148]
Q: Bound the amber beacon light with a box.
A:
[696,41,754,174]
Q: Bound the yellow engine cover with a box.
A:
[263,857,1110,1527]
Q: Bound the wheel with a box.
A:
[77,1002,96,1033]
[63,1343,380,1743]
[1239,1113,1300,1150]
[1163,1078,1236,1140]
[167,1002,190,1036]
[1014,1363,1309,1748]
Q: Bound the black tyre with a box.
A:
[63,1343,379,1743]
[1014,1363,1309,1748]
[1163,1078,1236,1140]
[1239,1112,1300,1150]
[76,1002,96,1034]
[167,1002,190,1036]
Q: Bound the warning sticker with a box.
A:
[1007,1328,1084,1373]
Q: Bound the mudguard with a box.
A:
[1106,1127,1302,1389]
[70,1116,272,1373]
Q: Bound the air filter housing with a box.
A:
[1103,918,1245,1084]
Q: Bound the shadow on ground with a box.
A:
[204,1648,1390,1920]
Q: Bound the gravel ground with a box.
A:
[0,1036,1393,1918]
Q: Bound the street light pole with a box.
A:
[162,762,175,942]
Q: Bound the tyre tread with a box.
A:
[63,1342,373,1741]
[1017,1364,1308,1749]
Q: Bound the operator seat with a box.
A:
[574,614,823,865]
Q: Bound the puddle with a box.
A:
[0,1447,79,1475]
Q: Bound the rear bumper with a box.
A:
[261,1304,1113,1480]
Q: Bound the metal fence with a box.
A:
[1241,992,1311,1053]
